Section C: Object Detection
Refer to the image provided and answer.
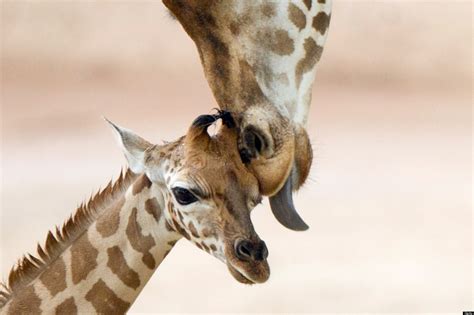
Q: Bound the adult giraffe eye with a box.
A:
[172,187,198,205]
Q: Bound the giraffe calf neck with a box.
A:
[1,173,181,314]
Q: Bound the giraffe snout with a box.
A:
[234,239,268,262]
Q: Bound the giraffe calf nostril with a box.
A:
[234,239,268,262]
[235,240,253,261]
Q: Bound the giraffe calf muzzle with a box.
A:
[234,239,268,262]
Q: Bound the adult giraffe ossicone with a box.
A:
[0,112,269,314]
[163,0,332,231]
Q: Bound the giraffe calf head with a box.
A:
[107,113,270,284]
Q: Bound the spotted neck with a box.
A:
[164,0,332,125]
[1,174,181,314]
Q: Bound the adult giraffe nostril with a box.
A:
[234,239,268,262]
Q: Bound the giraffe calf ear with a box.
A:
[105,118,152,174]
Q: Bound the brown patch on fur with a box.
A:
[288,4,306,30]
[132,174,152,195]
[312,11,331,35]
[201,242,210,252]
[126,208,157,269]
[4,285,41,315]
[188,222,200,238]
[303,0,312,10]
[163,249,171,259]
[229,21,240,36]
[261,3,276,18]
[144,198,162,222]
[107,246,141,290]
[165,220,175,232]
[167,200,175,214]
[0,169,137,308]
[318,0,326,3]
[96,197,125,237]
[264,29,295,56]
[258,63,274,87]
[172,219,191,240]
[201,228,211,238]
[55,297,77,315]
[85,279,130,314]
[39,256,66,297]
[295,37,323,87]
[210,244,217,251]
[177,211,185,225]
[238,59,267,106]
[70,233,99,285]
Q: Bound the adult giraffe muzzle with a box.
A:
[163,0,332,231]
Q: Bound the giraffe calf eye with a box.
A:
[172,187,198,205]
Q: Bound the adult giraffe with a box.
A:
[163,0,332,230]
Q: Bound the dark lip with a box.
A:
[227,263,256,284]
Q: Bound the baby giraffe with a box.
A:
[0,112,269,314]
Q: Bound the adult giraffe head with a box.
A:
[163,0,332,231]
[109,112,269,284]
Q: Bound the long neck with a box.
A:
[164,0,332,125]
[2,175,181,314]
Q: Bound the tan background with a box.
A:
[1,1,472,313]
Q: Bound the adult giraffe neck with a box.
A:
[164,0,332,125]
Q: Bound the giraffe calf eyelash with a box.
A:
[189,187,208,199]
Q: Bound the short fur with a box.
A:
[0,169,138,308]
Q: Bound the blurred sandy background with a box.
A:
[1,1,472,313]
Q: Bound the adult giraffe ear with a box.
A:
[105,118,153,174]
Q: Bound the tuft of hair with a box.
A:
[0,168,138,308]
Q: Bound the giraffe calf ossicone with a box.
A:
[0,112,269,314]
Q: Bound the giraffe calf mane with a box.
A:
[0,168,138,308]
